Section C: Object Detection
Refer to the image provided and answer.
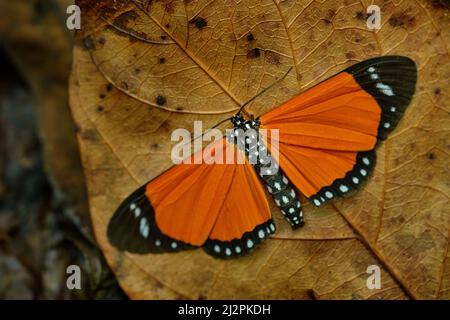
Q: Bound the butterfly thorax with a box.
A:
[229,112,304,229]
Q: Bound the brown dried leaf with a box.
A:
[70,0,450,299]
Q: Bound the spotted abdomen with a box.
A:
[255,163,304,229]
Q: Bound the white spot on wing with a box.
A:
[270,223,276,232]
[134,207,141,218]
[376,83,395,96]
[340,185,349,193]
[139,218,148,237]
[258,230,265,239]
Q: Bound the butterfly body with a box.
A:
[108,56,417,259]
[230,113,304,229]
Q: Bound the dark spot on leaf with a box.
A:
[190,17,207,30]
[159,57,166,64]
[160,35,168,40]
[106,83,113,92]
[165,23,170,28]
[265,51,281,65]
[246,32,255,42]
[80,129,98,141]
[97,106,104,112]
[151,143,160,149]
[156,95,167,106]
[323,9,335,24]
[434,88,441,95]
[247,48,261,59]
[160,120,171,131]
[98,37,106,45]
[355,11,366,21]
[135,68,141,74]
[165,2,175,14]
[388,12,416,28]
[99,94,106,99]
[428,152,436,160]
[176,107,184,111]
[346,51,356,59]
[83,36,95,50]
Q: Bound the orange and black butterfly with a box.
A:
[108,56,417,258]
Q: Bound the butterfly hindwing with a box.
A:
[204,220,276,258]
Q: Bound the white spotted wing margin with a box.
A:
[203,219,276,259]
[107,183,195,254]
[309,56,417,207]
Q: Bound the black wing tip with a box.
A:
[345,55,417,141]
[203,219,276,259]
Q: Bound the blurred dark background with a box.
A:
[0,0,124,299]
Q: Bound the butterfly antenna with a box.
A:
[188,116,233,145]
[237,66,293,114]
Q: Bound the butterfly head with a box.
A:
[231,113,260,131]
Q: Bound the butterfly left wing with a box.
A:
[108,138,274,258]
[260,56,417,206]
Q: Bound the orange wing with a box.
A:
[260,56,416,206]
[108,138,274,258]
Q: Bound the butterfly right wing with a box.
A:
[260,56,416,205]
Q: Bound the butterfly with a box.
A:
[108,56,417,259]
